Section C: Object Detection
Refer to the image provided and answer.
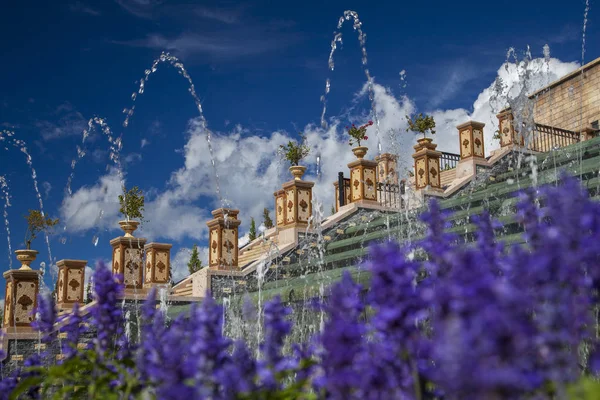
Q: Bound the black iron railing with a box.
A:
[440,151,460,170]
[336,172,405,210]
[529,123,580,152]
[377,181,405,209]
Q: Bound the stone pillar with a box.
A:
[144,243,172,287]
[110,235,147,292]
[412,138,442,191]
[3,250,41,329]
[274,189,286,228]
[56,259,86,310]
[455,121,489,179]
[375,153,399,185]
[497,110,523,147]
[207,208,241,270]
[348,159,378,205]
[581,126,597,142]
[281,179,314,228]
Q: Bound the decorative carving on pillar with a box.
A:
[143,243,173,288]
[206,208,241,270]
[55,259,86,310]
[375,153,399,185]
[3,262,41,329]
[412,138,442,190]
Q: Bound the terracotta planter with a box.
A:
[15,249,39,270]
[416,137,433,146]
[289,165,307,181]
[352,146,368,159]
[119,220,140,238]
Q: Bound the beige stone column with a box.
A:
[348,158,378,205]
[207,208,241,270]
[281,179,314,228]
[56,259,86,311]
[412,138,442,191]
[375,153,399,185]
[274,189,286,228]
[3,264,40,330]
[110,236,147,291]
[497,110,523,148]
[456,121,489,179]
[144,243,172,287]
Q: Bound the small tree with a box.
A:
[249,218,257,241]
[346,121,373,146]
[118,186,145,221]
[263,208,274,229]
[331,204,336,215]
[406,113,436,138]
[187,244,203,275]
[85,282,93,304]
[24,210,59,250]
[279,134,310,166]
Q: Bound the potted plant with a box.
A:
[279,134,310,180]
[18,210,59,270]
[406,113,436,144]
[346,121,373,159]
[118,186,145,237]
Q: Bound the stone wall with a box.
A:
[533,58,600,131]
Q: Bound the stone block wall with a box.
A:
[533,58,600,131]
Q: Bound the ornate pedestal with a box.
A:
[56,259,86,310]
[412,138,442,191]
[3,269,40,330]
[110,236,147,291]
[144,243,172,287]
[348,158,378,204]
[207,208,241,270]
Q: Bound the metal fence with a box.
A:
[529,123,580,152]
[337,173,405,210]
[440,151,460,170]
[377,181,405,209]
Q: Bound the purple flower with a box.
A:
[60,302,84,359]
[217,340,257,398]
[90,260,125,355]
[420,199,457,276]
[363,242,429,397]
[428,249,541,399]
[188,295,233,398]
[261,295,292,372]
[32,292,56,345]
[315,272,365,399]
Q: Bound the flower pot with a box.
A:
[352,146,368,159]
[417,137,433,146]
[289,165,307,181]
[119,220,140,238]
[15,249,39,270]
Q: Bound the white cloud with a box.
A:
[60,53,579,249]
[36,102,87,141]
[43,181,52,199]
[429,56,579,156]
[141,138,149,148]
[60,169,122,233]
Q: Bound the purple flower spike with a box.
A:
[32,291,56,345]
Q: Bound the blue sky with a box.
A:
[0,0,596,296]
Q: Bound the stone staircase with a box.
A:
[252,137,600,301]
[238,236,279,268]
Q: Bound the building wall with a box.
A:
[533,58,600,131]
